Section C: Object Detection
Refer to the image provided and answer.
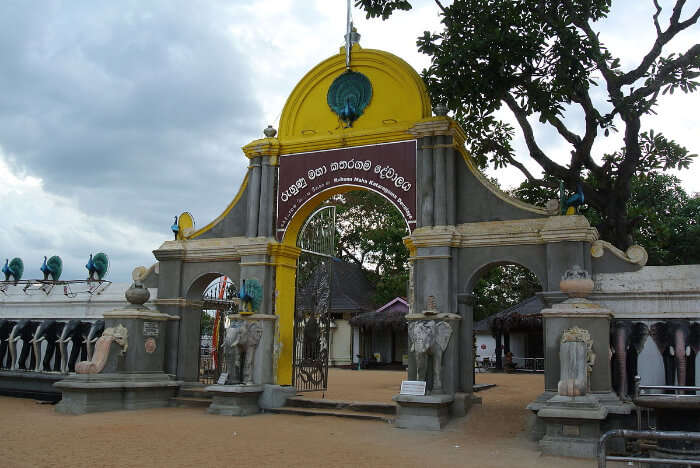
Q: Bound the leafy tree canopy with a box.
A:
[511,170,700,265]
[327,190,410,306]
[357,0,700,249]
[472,264,542,322]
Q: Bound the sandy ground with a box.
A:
[0,370,613,468]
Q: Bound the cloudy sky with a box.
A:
[1,1,698,282]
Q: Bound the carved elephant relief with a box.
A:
[408,320,453,394]
[223,320,263,385]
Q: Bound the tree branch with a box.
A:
[504,154,540,183]
[434,0,446,13]
[546,115,581,146]
[652,0,662,36]
[621,2,700,86]
[628,43,700,102]
[503,94,570,179]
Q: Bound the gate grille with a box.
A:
[293,206,335,392]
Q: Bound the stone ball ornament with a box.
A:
[263,125,277,138]
[559,265,594,298]
[125,283,150,306]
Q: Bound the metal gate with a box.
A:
[199,277,238,384]
[293,206,335,392]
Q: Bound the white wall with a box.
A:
[636,337,666,386]
[475,333,496,362]
[330,319,353,366]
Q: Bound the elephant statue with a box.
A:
[651,320,697,388]
[8,319,39,371]
[610,320,648,398]
[84,320,105,361]
[31,319,65,372]
[0,319,16,369]
[58,320,90,373]
[408,320,453,394]
[222,319,263,385]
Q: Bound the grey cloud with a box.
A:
[0,0,261,237]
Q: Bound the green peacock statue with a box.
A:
[238,278,263,315]
[85,253,109,281]
[2,257,24,284]
[40,255,63,281]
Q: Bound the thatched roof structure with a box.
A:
[296,258,375,314]
[349,297,408,331]
[474,296,544,335]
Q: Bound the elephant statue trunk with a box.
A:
[8,324,20,371]
[670,327,690,387]
[652,320,691,388]
[613,325,629,397]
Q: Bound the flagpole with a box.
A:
[345,0,352,70]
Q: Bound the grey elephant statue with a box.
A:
[651,320,698,388]
[222,319,263,385]
[610,320,648,398]
[408,320,453,394]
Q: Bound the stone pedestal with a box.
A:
[54,295,181,414]
[206,384,264,416]
[55,373,179,414]
[537,394,607,458]
[393,394,454,431]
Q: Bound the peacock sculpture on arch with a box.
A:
[85,253,109,281]
[40,256,63,281]
[238,279,263,315]
[2,258,24,284]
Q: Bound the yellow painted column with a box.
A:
[270,244,301,385]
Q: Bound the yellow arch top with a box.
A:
[278,44,431,154]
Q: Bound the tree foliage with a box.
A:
[472,264,542,322]
[511,171,700,266]
[357,0,700,249]
[327,190,410,306]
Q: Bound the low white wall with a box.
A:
[330,319,353,366]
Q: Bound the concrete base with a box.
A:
[0,370,64,401]
[258,384,297,410]
[537,394,607,458]
[206,384,264,416]
[392,393,454,431]
[54,373,180,415]
[449,392,478,418]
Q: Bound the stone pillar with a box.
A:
[258,155,275,238]
[445,144,456,226]
[433,135,447,226]
[420,136,434,227]
[533,265,628,458]
[246,156,262,237]
[456,293,474,394]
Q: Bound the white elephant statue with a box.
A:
[223,320,263,385]
[408,320,453,394]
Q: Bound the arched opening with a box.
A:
[277,186,411,392]
[468,262,543,374]
[185,272,239,384]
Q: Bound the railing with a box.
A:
[510,356,545,372]
[199,348,228,385]
[598,429,700,467]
